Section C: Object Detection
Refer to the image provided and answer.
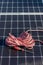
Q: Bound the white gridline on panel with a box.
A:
[0,20,43,21]
[37,32,43,64]
[1,0,3,12]
[38,33,43,64]
[0,7,43,8]
[36,13,43,64]
[0,12,43,15]
[37,0,40,12]
[2,0,42,3]
[34,14,39,65]
[0,10,7,65]
[40,13,43,27]
[0,1,8,64]
[29,15,35,65]
[8,10,12,65]
[0,55,43,58]
[0,36,43,38]
[0,1,42,3]
[8,1,15,64]
[0,28,43,32]
[17,1,19,64]
[32,1,34,12]
[0,27,43,29]
[22,0,26,64]
[35,15,43,64]
[0,0,42,3]
[1,1,4,12]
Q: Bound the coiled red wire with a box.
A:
[5,30,43,51]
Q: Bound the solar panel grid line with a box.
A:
[32,1,35,12]
[0,35,43,39]
[32,33,35,64]
[27,15,31,32]
[18,0,19,12]
[8,13,12,65]
[37,0,40,13]
[34,14,40,42]
[0,1,43,4]
[9,49,11,65]
[0,46,2,65]
[33,1,36,12]
[2,1,7,12]
[0,7,43,8]
[3,5,8,38]
[28,15,33,64]
[0,55,43,58]
[12,0,13,12]
[1,0,3,12]
[40,48,43,65]
[17,0,18,65]
[22,0,24,13]
[29,16,35,65]
[33,51,35,65]
[2,7,28,8]
[38,33,43,64]
[25,1,28,12]
[22,0,27,64]
[25,56,27,65]
[1,16,5,64]
[37,32,43,64]
[17,2,19,64]
[29,20,35,65]
[3,27,29,30]
[0,13,43,15]
[0,15,7,65]
[32,1,35,13]
[1,8,8,64]
[40,15,43,27]
[0,20,42,22]
[27,0,29,12]
[0,46,4,65]
[23,14,25,31]
[33,15,38,65]
[35,15,43,64]
[27,0,30,33]
[27,0,29,31]
[6,2,8,12]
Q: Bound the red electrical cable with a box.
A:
[5,30,43,51]
[35,39,43,44]
[26,29,43,44]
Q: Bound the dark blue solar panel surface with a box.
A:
[0,0,43,12]
[0,0,43,65]
[0,15,43,65]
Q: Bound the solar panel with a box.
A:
[0,15,43,65]
[0,0,43,65]
[0,0,43,12]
